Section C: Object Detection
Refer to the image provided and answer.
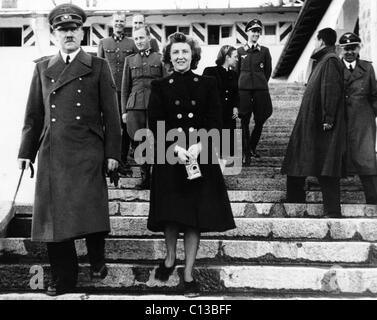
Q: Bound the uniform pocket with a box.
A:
[150,64,162,77]
[131,66,142,77]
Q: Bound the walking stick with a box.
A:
[11,162,34,207]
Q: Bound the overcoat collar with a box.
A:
[168,70,201,98]
[344,59,367,83]
[44,49,92,91]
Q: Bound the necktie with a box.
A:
[66,55,70,64]
[349,64,353,72]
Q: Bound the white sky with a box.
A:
[11,0,281,11]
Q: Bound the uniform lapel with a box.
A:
[45,49,93,92]
[349,60,365,82]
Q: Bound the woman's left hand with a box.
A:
[232,108,239,119]
[188,142,202,159]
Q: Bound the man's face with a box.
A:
[112,14,126,34]
[132,15,145,29]
[314,36,324,50]
[54,26,84,54]
[134,28,149,51]
[247,28,261,43]
[342,45,360,63]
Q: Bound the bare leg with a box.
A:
[164,224,179,267]
[183,228,200,282]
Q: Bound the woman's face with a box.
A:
[227,50,238,68]
[170,42,192,73]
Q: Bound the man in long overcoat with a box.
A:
[237,19,273,165]
[339,32,377,204]
[281,28,346,218]
[17,4,121,295]
[98,11,135,175]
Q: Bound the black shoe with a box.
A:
[90,264,108,280]
[325,212,342,218]
[155,259,176,282]
[250,149,261,158]
[46,280,75,297]
[242,155,251,167]
[183,280,201,298]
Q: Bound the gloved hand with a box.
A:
[174,145,191,162]
[188,142,202,160]
[108,169,119,187]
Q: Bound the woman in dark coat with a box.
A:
[147,32,235,296]
[203,45,239,166]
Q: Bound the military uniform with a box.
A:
[237,43,272,161]
[18,4,122,295]
[98,34,135,164]
[147,71,235,232]
[121,49,165,187]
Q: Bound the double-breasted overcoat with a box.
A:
[18,49,122,242]
[147,71,236,232]
[343,59,377,175]
[281,46,346,177]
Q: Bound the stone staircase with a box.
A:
[1,83,377,298]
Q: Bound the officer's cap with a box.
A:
[245,19,263,32]
[48,3,87,30]
[339,32,361,47]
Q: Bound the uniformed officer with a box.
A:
[17,3,121,296]
[121,26,165,189]
[237,19,273,165]
[339,32,377,204]
[131,13,159,53]
[98,11,135,175]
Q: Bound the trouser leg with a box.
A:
[117,91,130,164]
[317,176,341,215]
[250,119,265,151]
[47,240,78,288]
[85,232,107,271]
[359,175,377,204]
[240,112,252,161]
[286,176,306,203]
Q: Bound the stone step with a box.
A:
[1,238,376,266]
[13,203,377,220]
[7,217,377,241]
[1,264,377,296]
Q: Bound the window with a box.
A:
[208,25,233,45]
[0,28,21,46]
[165,26,190,40]
[1,0,17,8]
[264,25,277,36]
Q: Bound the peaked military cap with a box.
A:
[245,19,263,32]
[48,3,87,30]
[339,32,361,46]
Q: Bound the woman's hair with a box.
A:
[133,25,151,37]
[162,32,201,70]
[215,45,236,66]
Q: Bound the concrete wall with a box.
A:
[359,0,377,63]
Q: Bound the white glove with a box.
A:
[174,145,191,162]
[122,113,127,124]
[18,158,31,170]
[188,142,202,160]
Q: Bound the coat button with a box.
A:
[225,90,229,93]
[77,89,81,93]
[52,91,56,95]
[189,127,195,133]
[79,77,82,81]
[193,77,199,82]
[76,116,81,120]
[191,100,196,106]
[51,118,56,122]
[175,100,180,106]
[51,104,56,109]
[225,98,228,101]
[51,79,55,83]
[188,113,194,118]
[76,103,81,107]
[169,79,174,84]
[177,127,183,132]
[177,114,182,119]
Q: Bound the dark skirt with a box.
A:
[147,161,236,233]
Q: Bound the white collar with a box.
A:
[60,48,81,64]
[343,59,356,69]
